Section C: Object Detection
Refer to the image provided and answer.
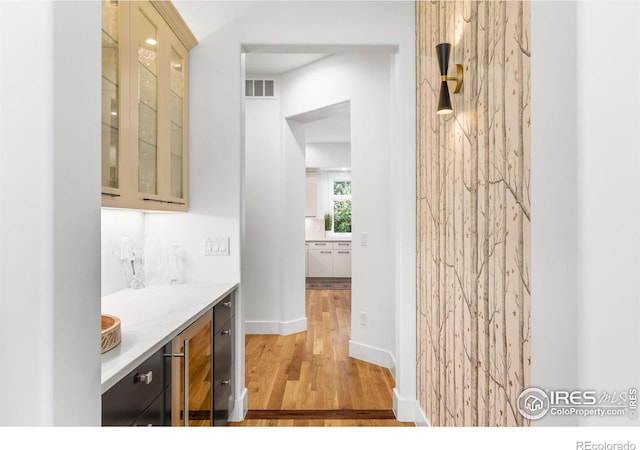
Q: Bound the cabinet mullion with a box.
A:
[156,25,171,202]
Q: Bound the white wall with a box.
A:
[281,119,308,333]
[188,0,416,421]
[244,98,284,329]
[530,0,579,427]
[306,143,351,170]
[531,1,640,426]
[576,0,640,426]
[0,1,101,425]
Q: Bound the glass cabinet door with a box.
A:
[137,9,159,196]
[171,311,213,427]
[101,0,119,190]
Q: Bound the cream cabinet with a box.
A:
[333,248,352,278]
[307,241,351,278]
[308,248,333,278]
[101,1,197,212]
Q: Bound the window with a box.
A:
[332,179,351,234]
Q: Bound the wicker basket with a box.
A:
[101,314,121,354]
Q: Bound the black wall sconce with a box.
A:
[436,43,463,115]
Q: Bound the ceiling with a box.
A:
[173,1,259,41]
[245,53,328,76]
[174,1,350,144]
[172,2,337,76]
[305,113,350,144]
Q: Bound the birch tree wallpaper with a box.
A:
[416,0,531,426]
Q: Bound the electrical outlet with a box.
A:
[360,312,368,326]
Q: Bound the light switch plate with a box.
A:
[360,232,368,247]
[204,237,230,256]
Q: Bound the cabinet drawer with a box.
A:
[333,241,352,250]
[213,319,232,384]
[102,343,171,426]
[333,250,352,278]
[213,371,231,426]
[214,294,233,334]
[308,242,332,250]
[307,249,333,278]
[132,389,171,427]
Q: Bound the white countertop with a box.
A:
[306,238,352,242]
[101,282,238,394]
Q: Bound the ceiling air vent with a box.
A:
[245,79,275,97]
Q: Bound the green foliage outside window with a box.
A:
[334,200,352,233]
[333,181,352,195]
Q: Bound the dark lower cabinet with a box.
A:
[103,294,234,427]
[213,296,234,426]
[132,388,171,426]
[102,343,171,426]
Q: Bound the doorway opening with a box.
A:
[241,48,403,424]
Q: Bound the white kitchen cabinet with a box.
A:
[308,249,333,278]
[306,241,351,278]
[305,171,318,217]
[333,249,351,277]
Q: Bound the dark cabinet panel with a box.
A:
[213,319,232,383]
[213,295,232,334]
[102,343,171,426]
[132,390,171,427]
[212,306,233,426]
[213,372,231,426]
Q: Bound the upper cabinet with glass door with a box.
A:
[101,0,120,195]
[101,0,197,212]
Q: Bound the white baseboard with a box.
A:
[245,317,307,335]
[392,388,430,426]
[348,340,396,376]
[281,317,307,335]
[228,387,248,422]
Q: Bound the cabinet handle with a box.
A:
[165,353,184,358]
[222,301,231,308]
[221,329,231,335]
[134,371,153,385]
[221,379,231,385]
[143,198,186,206]
[101,192,121,197]
[338,251,350,254]
[320,251,332,254]
[315,243,327,246]
[337,243,349,246]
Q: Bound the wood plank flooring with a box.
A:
[231,288,413,427]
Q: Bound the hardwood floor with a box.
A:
[231,287,413,427]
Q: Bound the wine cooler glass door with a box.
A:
[171,310,213,426]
